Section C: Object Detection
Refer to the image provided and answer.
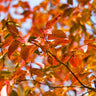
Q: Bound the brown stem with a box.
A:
[46,50,96,92]
[32,42,96,91]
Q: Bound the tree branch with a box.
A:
[46,50,96,92]
[32,42,96,91]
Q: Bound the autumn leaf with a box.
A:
[30,68,44,77]
[2,35,13,48]
[46,15,61,29]
[8,40,20,58]
[69,55,79,67]
[16,37,25,43]
[20,45,38,62]
[11,69,26,81]
[6,23,19,38]
[52,30,66,38]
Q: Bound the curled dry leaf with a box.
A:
[52,30,66,38]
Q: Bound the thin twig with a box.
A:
[32,41,96,91]
[20,79,86,89]
[46,50,96,92]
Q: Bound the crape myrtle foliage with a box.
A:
[0,0,96,96]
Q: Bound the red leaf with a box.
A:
[69,55,79,67]
[8,40,20,58]
[16,37,26,43]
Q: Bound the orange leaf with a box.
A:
[88,43,96,50]
[2,36,13,48]
[46,15,61,29]
[69,55,79,67]
[11,69,26,81]
[63,55,70,63]
[30,68,44,77]
[55,39,70,45]
[6,24,19,38]
[20,45,38,62]
[8,40,20,58]
[52,30,66,38]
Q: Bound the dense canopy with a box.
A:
[0,0,96,96]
